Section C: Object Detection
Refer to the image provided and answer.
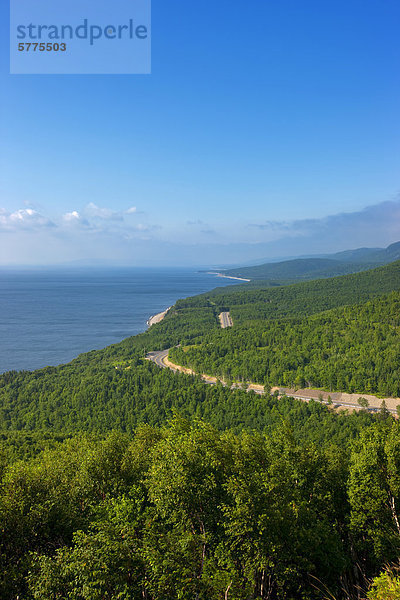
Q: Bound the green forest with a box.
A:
[1,260,400,598]
[223,241,400,281]
[1,418,400,600]
[170,290,400,396]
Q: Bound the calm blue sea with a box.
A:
[0,268,239,373]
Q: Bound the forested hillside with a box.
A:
[223,241,400,281]
[1,261,399,438]
[223,257,373,281]
[199,259,400,322]
[170,290,400,397]
[1,260,400,598]
[332,240,400,263]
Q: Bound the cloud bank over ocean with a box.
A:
[0,198,399,266]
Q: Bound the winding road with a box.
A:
[146,349,398,415]
[145,349,172,370]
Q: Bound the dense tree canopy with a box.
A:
[170,291,400,397]
[0,419,399,599]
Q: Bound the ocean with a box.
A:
[0,268,239,374]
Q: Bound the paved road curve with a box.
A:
[146,349,171,369]
[146,349,397,415]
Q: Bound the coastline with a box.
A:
[207,272,251,282]
[1,269,241,373]
[147,306,172,327]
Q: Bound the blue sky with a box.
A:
[1,0,399,266]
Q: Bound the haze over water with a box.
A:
[0,268,238,373]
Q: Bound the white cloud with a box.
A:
[62,210,91,228]
[85,202,123,221]
[0,208,54,231]
[1,198,398,266]
[63,210,80,221]
[57,203,158,238]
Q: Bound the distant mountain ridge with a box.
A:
[328,241,400,263]
[223,241,400,281]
